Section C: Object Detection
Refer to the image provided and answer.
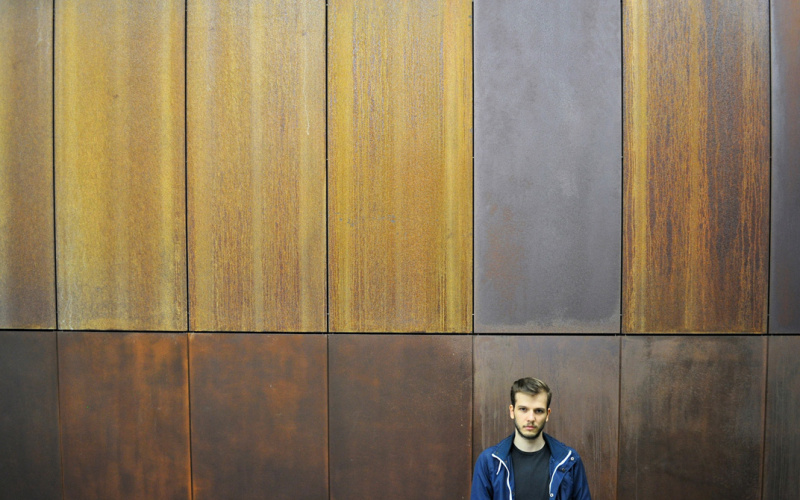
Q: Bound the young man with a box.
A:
[471,377,592,500]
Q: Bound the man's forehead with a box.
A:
[514,392,548,407]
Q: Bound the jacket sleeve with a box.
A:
[470,453,493,500]
[569,455,592,500]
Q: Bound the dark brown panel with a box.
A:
[473,336,619,500]
[189,333,328,499]
[328,0,472,332]
[55,1,186,331]
[764,336,800,498]
[0,332,61,498]
[187,1,326,332]
[623,0,770,332]
[59,332,190,500]
[0,1,55,329]
[329,335,472,499]
[619,337,766,499]
[474,0,621,333]
[769,0,800,332]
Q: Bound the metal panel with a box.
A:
[329,335,472,499]
[58,332,190,500]
[0,1,55,329]
[187,1,326,332]
[189,333,328,499]
[473,336,619,500]
[619,337,766,499]
[0,332,61,499]
[55,1,186,331]
[328,0,472,332]
[623,0,770,332]
[764,336,800,498]
[769,0,800,332]
[474,0,621,333]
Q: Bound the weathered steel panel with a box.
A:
[0,1,55,329]
[764,336,800,498]
[623,0,770,332]
[329,335,472,499]
[769,0,800,332]
[473,336,619,500]
[58,332,191,500]
[619,337,766,499]
[189,333,328,499]
[187,1,326,332]
[0,332,61,498]
[474,0,621,333]
[328,0,472,332]
[55,1,186,331]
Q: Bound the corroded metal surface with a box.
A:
[619,337,766,499]
[474,0,621,333]
[0,332,61,498]
[473,336,619,500]
[623,0,770,332]
[189,333,328,499]
[769,0,800,332]
[0,1,55,329]
[55,1,186,331]
[329,335,472,499]
[59,332,191,499]
[328,0,472,332]
[187,1,326,332]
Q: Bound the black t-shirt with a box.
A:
[511,442,551,500]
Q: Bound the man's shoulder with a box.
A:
[543,434,583,461]
[476,434,514,463]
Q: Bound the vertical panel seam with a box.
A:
[766,0,773,334]
[325,1,330,334]
[619,0,625,334]
[760,336,770,499]
[53,0,59,331]
[184,0,190,333]
[471,0,475,334]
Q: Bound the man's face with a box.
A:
[509,392,550,441]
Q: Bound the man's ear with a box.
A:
[509,404,515,419]
[546,408,551,421]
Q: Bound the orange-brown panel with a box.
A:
[187,1,325,332]
[473,336,619,500]
[623,0,770,332]
[0,1,55,329]
[0,332,61,498]
[189,333,328,499]
[59,332,190,500]
[55,1,186,331]
[329,335,473,499]
[328,0,472,332]
[619,337,766,499]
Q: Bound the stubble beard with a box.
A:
[515,419,546,441]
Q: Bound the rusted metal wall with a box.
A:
[623,0,770,332]
[0,0,55,329]
[329,335,473,499]
[618,337,766,499]
[474,0,621,333]
[769,0,800,332]
[55,0,186,331]
[189,334,328,499]
[58,332,191,500]
[187,1,326,332]
[764,336,800,499]
[473,336,619,500]
[0,332,61,498]
[327,0,472,332]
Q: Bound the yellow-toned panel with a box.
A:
[55,1,186,331]
[623,0,769,332]
[328,0,472,332]
[187,1,325,332]
[0,1,55,329]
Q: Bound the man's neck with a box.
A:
[513,432,546,453]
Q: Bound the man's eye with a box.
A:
[535,409,544,414]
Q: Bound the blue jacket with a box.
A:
[471,433,592,500]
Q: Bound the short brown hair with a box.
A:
[510,377,552,408]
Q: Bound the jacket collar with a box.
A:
[494,432,571,463]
